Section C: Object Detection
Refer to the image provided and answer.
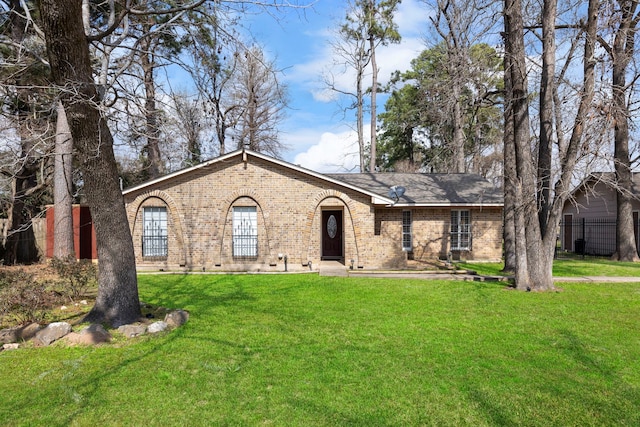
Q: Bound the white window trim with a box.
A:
[233,206,258,258]
[450,210,471,251]
[143,206,168,258]
[402,210,412,251]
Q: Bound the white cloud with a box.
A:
[377,37,425,79]
[395,0,432,36]
[281,126,327,153]
[284,0,429,104]
[270,0,432,168]
[292,129,364,173]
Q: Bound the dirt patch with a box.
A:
[0,262,59,282]
[0,262,168,330]
[0,262,95,329]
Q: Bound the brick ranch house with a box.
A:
[121,149,503,272]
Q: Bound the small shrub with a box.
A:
[50,255,98,300]
[0,270,60,326]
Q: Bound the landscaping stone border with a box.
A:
[0,309,189,351]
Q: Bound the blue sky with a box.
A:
[241,0,432,172]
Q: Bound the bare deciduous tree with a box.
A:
[503,0,598,290]
[228,46,289,157]
[0,0,52,264]
[422,0,503,174]
[180,6,241,156]
[325,0,400,172]
[326,9,370,171]
[598,0,640,262]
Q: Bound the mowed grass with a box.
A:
[460,258,640,277]
[1,274,639,426]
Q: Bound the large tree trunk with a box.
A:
[502,27,516,273]
[505,0,555,291]
[504,0,598,290]
[39,0,141,327]
[53,102,75,258]
[611,0,640,262]
[505,0,535,289]
[4,137,39,264]
[537,0,556,237]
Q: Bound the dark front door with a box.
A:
[322,210,343,259]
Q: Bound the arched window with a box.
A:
[233,206,257,258]
[143,206,168,257]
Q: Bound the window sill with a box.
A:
[142,256,168,262]
[233,256,259,261]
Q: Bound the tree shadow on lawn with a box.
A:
[463,329,640,426]
[464,387,518,426]
[138,274,257,314]
[553,329,640,420]
[1,329,181,426]
[3,326,272,426]
[137,274,322,330]
[284,395,400,426]
[2,276,272,425]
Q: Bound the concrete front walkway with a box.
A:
[318,260,349,277]
[551,276,640,283]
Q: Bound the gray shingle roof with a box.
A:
[327,173,503,206]
[122,148,503,207]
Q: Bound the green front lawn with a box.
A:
[1,274,639,426]
[459,258,640,277]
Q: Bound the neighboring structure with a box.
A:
[45,205,97,260]
[121,149,503,271]
[561,173,640,256]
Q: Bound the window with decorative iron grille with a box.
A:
[450,210,471,250]
[233,206,258,258]
[143,207,168,257]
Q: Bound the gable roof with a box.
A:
[123,149,503,207]
[123,149,394,205]
[572,172,640,198]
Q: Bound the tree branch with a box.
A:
[87,0,207,42]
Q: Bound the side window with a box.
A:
[233,206,258,258]
[402,210,412,251]
[450,210,471,250]
[143,207,168,257]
